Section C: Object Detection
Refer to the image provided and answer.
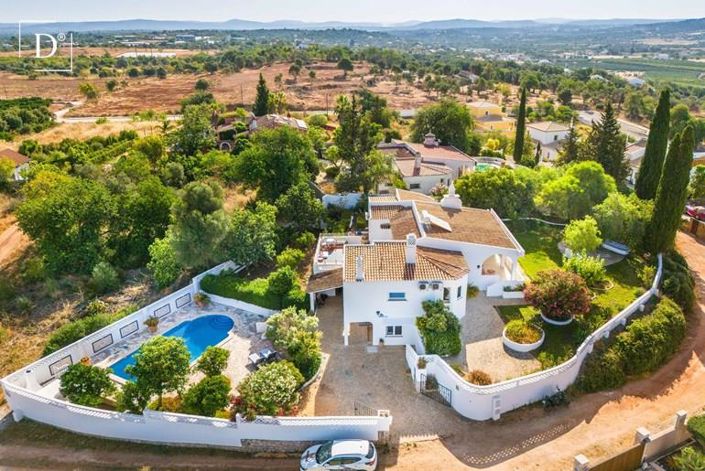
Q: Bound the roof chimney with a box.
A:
[441,182,463,210]
[423,132,439,147]
[414,153,422,175]
[355,255,365,281]
[405,234,417,264]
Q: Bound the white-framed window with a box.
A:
[409,183,421,190]
[386,325,403,337]
[388,292,406,301]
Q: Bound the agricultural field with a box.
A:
[570,57,705,89]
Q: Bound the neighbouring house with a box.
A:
[469,101,516,136]
[456,70,480,83]
[625,141,647,186]
[378,134,475,195]
[306,186,525,346]
[0,148,30,181]
[249,114,308,133]
[527,121,570,162]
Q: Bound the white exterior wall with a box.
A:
[403,174,450,195]
[12,163,28,181]
[343,274,467,346]
[422,157,475,178]
[528,128,569,146]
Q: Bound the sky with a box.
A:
[1,0,703,23]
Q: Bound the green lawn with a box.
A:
[200,271,306,310]
[499,220,648,369]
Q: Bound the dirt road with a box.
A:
[0,232,703,470]
[0,222,28,268]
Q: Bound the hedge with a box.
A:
[43,312,125,356]
[200,272,305,311]
[661,251,695,313]
[577,297,686,392]
[687,414,705,448]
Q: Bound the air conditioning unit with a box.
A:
[431,282,441,290]
[418,282,428,290]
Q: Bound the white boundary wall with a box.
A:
[1,262,392,447]
[405,254,663,421]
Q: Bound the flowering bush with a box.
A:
[235,360,304,419]
[524,269,591,321]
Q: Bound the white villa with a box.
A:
[0,148,30,181]
[306,186,525,346]
[377,134,476,195]
[527,121,570,162]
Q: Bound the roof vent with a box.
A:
[355,255,365,282]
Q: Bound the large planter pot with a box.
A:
[502,290,525,300]
[502,326,545,353]
[540,311,574,326]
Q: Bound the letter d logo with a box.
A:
[35,33,58,58]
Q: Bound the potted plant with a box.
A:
[144,315,159,333]
[502,319,545,353]
[80,356,91,365]
[194,292,211,308]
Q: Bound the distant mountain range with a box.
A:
[0,17,697,34]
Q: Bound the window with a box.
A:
[443,287,450,302]
[380,223,391,229]
[388,292,406,301]
[457,286,462,299]
[409,183,421,190]
[553,134,558,141]
[386,325,403,337]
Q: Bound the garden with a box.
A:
[55,306,323,421]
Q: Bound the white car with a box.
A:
[300,440,377,470]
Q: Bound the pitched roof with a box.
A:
[344,242,468,282]
[395,160,452,178]
[469,101,501,109]
[405,143,474,162]
[0,149,29,166]
[414,201,518,249]
[396,189,436,203]
[369,205,420,238]
[306,268,343,293]
[527,121,570,133]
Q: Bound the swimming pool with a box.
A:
[109,315,234,380]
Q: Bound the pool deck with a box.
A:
[37,302,274,399]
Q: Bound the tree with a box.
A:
[79,82,99,100]
[235,361,303,417]
[276,248,305,269]
[563,216,603,254]
[525,269,591,321]
[195,78,210,91]
[593,193,653,249]
[331,95,386,193]
[267,91,287,115]
[288,63,301,82]
[196,346,230,377]
[646,126,696,253]
[17,171,113,274]
[147,231,182,288]
[587,102,628,182]
[224,202,278,266]
[670,103,692,139]
[253,73,270,117]
[235,127,317,202]
[170,180,228,269]
[513,87,527,163]
[60,363,115,407]
[0,158,14,187]
[690,165,705,200]
[410,98,474,152]
[125,336,190,409]
[635,89,670,200]
[337,58,354,79]
[89,261,120,295]
[266,307,322,380]
[455,167,534,218]
[415,300,462,356]
[172,104,216,156]
[558,126,580,165]
[183,375,231,417]
[275,182,324,231]
[268,266,299,309]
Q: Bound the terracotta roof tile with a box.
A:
[396,189,436,203]
[306,268,343,293]
[527,121,569,133]
[0,149,29,166]
[344,242,468,282]
[395,160,452,177]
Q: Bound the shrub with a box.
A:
[293,232,316,250]
[147,395,183,412]
[183,375,231,417]
[415,300,462,356]
[577,342,626,392]
[687,414,705,448]
[147,234,182,289]
[661,251,695,313]
[563,216,603,254]
[673,446,705,470]
[236,360,304,418]
[417,357,427,369]
[466,284,479,299]
[116,381,150,414]
[89,261,120,295]
[466,370,492,385]
[614,297,686,376]
[266,307,322,380]
[563,254,606,287]
[59,363,115,407]
[504,320,542,344]
[324,166,340,179]
[524,269,591,321]
[21,255,47,283]
[276,248,306,269]
[268,266,300,308]
[196,346,230,377]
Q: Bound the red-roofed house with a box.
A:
[0,149,30,181]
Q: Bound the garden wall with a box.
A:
[405,254,663,421]
[1,262,391,448]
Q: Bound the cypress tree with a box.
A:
[635,89,670,200]
[646,125,695,253]
[593,102,628,182]
[513,87,527,163]
[253,73,270,117]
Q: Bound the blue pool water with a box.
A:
[109,315,234,380]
